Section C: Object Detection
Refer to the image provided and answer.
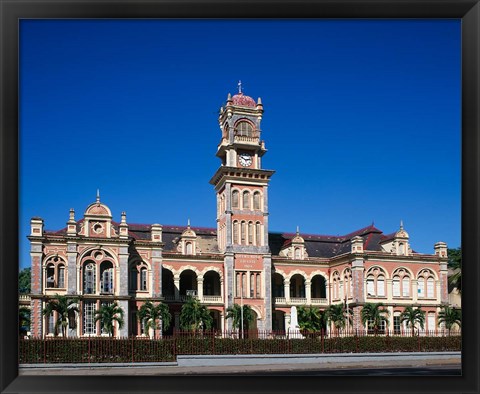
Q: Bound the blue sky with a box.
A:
[19,19,461,269]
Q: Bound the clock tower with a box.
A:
[210,83,274,331]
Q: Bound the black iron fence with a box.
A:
[19,330,461,364]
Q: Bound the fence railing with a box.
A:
[19,329,461,364]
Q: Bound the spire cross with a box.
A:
[238,80,242,94]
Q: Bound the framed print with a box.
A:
[1,1,478,394]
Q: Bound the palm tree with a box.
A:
[138,301,171,338]
[19,306,31,336]
[400,306,425,336]
[326,303,353,334]
[179,296,212,332]
[361,302,390,335]
[225,303,255,337]
[447,247,461,294]
[42,294,79,337]
[94,302,125,337]
[437,305,461,335]
[297,306,327,334]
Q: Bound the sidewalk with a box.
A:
[19,352,461,375]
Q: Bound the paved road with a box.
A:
[20,359,461,376]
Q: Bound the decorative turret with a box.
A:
[179,219,198,255]
[351,235,364,253]
[66,208,77,236]
[151,223,162,242]
[434,241,448,258]
[119,211,129,239]
[393,220,410,256]
[30,217,44,237]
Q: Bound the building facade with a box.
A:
[28,89,450,337]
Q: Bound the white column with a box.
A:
[284,280,290,303]
[174,276,180,300]
[305,280,312,305]
[197,277,204,300]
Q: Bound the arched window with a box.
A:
[186,242,193,254]
[236,121,254,137]
[140,267,148,291]
[427,277,435,298]
[83,262,96,294]
[242,191,250,209]
[241,221,246,245]
[233,221,239,245]
[255,222,261,246]
[332,271,340,300]
[366,267,387,297]
[248,222,254,245]
[417,270,435,298]
[253,192,261,210]
[46,264,55,288]
[398,243,405,255]
[130,267,138,291]
[344,269,353,298]
[392,268,410,297]
[232,190,239,208]
[100,261,114,294]
[294,248,301,259]
[58,265,65,288]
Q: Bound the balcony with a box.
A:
[274,297,328,306]
[234,135,259,145]
[202,295,223,304]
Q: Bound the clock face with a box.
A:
[238,153,252,167]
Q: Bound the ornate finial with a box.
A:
[121,211,127,223]
[69,208,75,221]
[296,225,299,235]
[187,218,191,228]
[96,189,100,203]
[227,93,232,100]
[238,80,242,94]
[400,219,404,230]
[257,97,262,105]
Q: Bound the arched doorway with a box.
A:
[203,271,221,296]
[180,270,197,297]
[272,273,285,298]
[290,274,306,299]
[311,275,327,299]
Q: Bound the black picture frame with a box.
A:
[1,1,478,393]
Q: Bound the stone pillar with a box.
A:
[151,249,162,298]
[30,219,44,337]
[412,279,418,302]
[197,277,204,300]
[284,279,290,304]
[117,300,129,337]
[224,253,235,330]
[263,255,272,331]
[174,276,180,301]
[263,186,269,249]
[66,241,77,295]
[225,183,232,248]
[118,245,129,296]
[305,280,312,304]
[439,262,449,304]
[351,257,365,331]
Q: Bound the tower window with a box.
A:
[253,192,261,210]
[241,221,246,245]
[248,222,254,245]
[242,191,250,209]
[256,222,261,246]
[236,121,254,137]
[232,190,239,208]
